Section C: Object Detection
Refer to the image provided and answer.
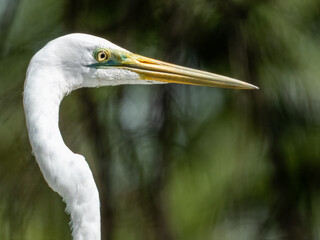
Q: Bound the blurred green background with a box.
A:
[1,0,320,239]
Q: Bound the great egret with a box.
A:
[23,33,257,240]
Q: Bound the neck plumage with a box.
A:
[23,69,101,240]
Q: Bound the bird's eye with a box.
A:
[96,50,109,62]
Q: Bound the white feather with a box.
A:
[23,33,150,240]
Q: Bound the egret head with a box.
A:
[29,33,257,92]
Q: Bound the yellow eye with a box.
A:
[96,50,109,62]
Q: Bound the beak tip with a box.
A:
[246,83,259,90]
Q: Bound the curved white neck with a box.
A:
[24,68,101,240]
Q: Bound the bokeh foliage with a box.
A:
[0,0,320,239]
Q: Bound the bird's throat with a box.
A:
[24,71,101,240]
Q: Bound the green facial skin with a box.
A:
[91,48,131,68]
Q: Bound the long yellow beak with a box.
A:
[94,48,258,89]
[120,53,258,89]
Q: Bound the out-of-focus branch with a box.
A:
[0,0,21,55]
[224,1,312,239]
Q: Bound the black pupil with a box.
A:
[100,53,105,59]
